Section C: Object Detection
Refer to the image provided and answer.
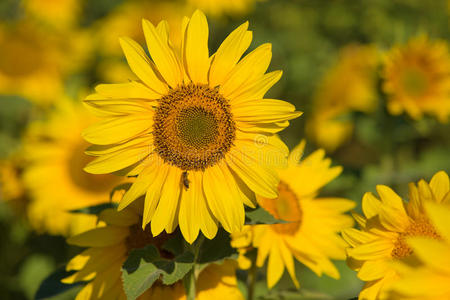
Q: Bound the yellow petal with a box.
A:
[203,163,245,233]
[232,99,301,123]
[429,171,450,203]
[98,208,139,227]
[279,242,299,288]
[142,19,182,88]
[209,22,251,87]
[407,236,450,273]
[119,37,168,94]
[341,228,376,248]
[229,71,282,105]
[357,259,389,281]
[178,171,201,244]
[142,162,170,227]
[376,185,407,215]
[220,43,272,97]
[67,226,129,247]
[226,149,278,198]
[425,202,450,241]
[267,244,284,289]
[194,172,219,239]
[362,192,382,219]
[184,10,210,84]
[379,204,409,232]
[84,145,150,174]
[82,114,152,145]
[347,239,393,260]
[119,161,158,210]
[151,167,181,236]
[94,81,160,100]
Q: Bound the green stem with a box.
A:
[247,254,257,300]
[184,235,205,300]
[184,268,196,300]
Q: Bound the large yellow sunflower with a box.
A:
[64,205,244,300]
[83,10,301,243]
[307,44,379,152]
[232,141,355,288]
[382,35,450,122]
[23,99,125,236]
[342,170,449,300]
[389,202,450,300]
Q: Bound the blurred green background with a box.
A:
[1,0,450,299]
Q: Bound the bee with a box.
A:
[182,171,190,190]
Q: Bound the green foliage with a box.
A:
[70,202,118,215]
[34,266,82,300]
[122,245,194,300]
[245,207,288,225]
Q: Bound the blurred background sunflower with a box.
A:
[0,0,449,299]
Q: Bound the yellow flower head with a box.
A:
[23,99,125,236]
[187,0,257,17]
[342,171,450,300]
[233,141,355,289]
[307,44,379,152]
[389,202,450,300]
[382,36,450,122]
[64,206,244,300]
[0,22,91,106]
[83,10,301,243]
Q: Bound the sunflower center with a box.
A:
[391,217,440,259]
[126,223,175,259]
[153,84,235,171]
[68,141,121,193]
[258,181,303,235]
[401,67,429,98]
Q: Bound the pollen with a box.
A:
[259,181,303,235]
[391,217,440,259]
[153,84,236,171]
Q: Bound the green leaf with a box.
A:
[197,229,237,268]
[69,202,117,215]
[245,206,288,225]
[35,266,82,300]
[122,245,194,300]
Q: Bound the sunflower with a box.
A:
[23,99,125,236]
[307,44,379,152]
[232,141,355,288]
[83,10,301,243]
[382,35,450,122]
[389,202,450,300]
[64,205,244,300]
[0,22,90,106]
[186,0,257,17]
[342,171,449,300]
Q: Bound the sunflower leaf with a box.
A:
[69,202,118,215]
[122,245,195,300]
[245,206,288,225]
[34,266,82,300]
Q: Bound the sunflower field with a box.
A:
[1,0,450,299]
